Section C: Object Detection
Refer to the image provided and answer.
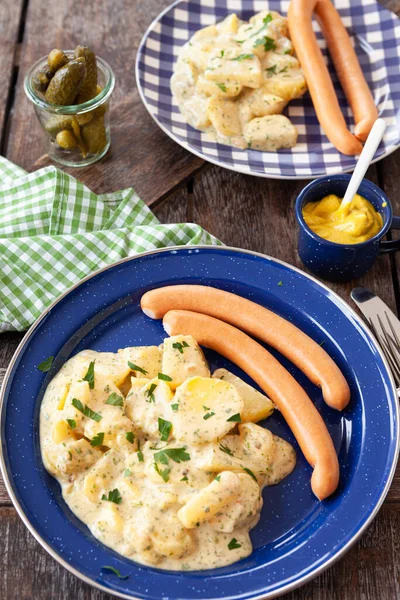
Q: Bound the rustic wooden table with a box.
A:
[1,0,400,598]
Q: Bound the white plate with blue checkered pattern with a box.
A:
[136,0,400,180]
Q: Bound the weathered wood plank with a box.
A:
[1,503,399,600]
[0,0,25,149]
[5,0,203,204]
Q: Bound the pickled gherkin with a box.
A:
[74,45,98,103]
[47,49,69,73]
[56,130,77,150]
[81,116,107,154]
[45,58,86,105]
[33,66,53,92]
[44,115,74,137]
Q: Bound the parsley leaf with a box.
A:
[127,361,148,375]
[228,538,242,550]
[90,432,104,447]
[215,83,227,93]
[172,341,190,354]
[137,440,144,462]
[253,36,276,51]
[219,50,225,58]
[145,383,157,403]
[158,372,172,382]
[242,466,258,482]
[154,447,190,464]
[101,566,129,580]
[66,419,76,430]
[203,412,215,420]
[82,361,95,389]
[158,417,173,442]
[124,468,131,478]
[171,403,179,412]
[219,443,234,457]
[125,431,135,444]
[227,413,242,423]
[105,392,124,407]
[203,405,210,411]
[231,53,254,61]
[102,488,122,505]
[214,475,221,482]
[278,280,283,286]
[154,462,171,482]
[181,475,188,482]
[265,64,277,77]
[37,356,54,372]
[71,398,102,422]
[263,13,273,25]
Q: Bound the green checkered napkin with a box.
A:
[0,156,220,332]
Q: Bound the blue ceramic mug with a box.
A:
[295,174,400,282]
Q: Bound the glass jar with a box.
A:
[24,52,115,167]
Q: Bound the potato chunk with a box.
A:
[161,335,210,388]
[120,345,162,379]
[216,14,240,35]
[239,87,286,118]
[196,75,242,98]
[207,97,242,137]
[213,369,274,422]
[204,47,262,88]
[244,114,298,151]
[125,378,174,440]
[262,68,307,102]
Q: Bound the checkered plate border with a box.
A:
[136,0,400,179]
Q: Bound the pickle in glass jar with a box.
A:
[45,58,86,106]
[33,66,53,93]
[81,116,107,154]
[74,45,98,103]
[47,49,69,73]
[44,115,74,137]
[56,130,77,150]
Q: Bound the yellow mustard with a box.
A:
[302,194,383,245]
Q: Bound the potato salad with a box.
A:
[170,11,307,151]
[40,336,296,570]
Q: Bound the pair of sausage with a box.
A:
[288,0,378,155]
[141,285,350,500]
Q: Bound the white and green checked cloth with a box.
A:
[0,156,220,332]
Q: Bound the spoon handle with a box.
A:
[341,118,387,208]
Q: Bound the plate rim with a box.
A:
[135,0,400,180]
[0,244,399,600]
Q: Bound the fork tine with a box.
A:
[377,313,400,372]
[385,311,400,360]
[369,317,400,386]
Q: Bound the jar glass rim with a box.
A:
[24,53,115,115]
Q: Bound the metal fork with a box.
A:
[351,287,400,396]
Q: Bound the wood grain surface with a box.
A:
[1,0,400,598]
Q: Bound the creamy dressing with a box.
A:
[170,10,307,151]
[40,337,296,570]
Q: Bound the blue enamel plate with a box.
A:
[136,0,400,179]
[1,247,398,599]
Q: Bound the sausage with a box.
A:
[287,0,378,154]
[141,285,350,411]
[163,310,339,500]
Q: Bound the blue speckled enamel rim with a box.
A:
[135,0,400,180]
[0,246,399,600]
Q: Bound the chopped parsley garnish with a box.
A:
[66,419,76,430]
[265,64,277,77]
[90,432,104,447]
[137,440,144,462]
[105,392,124,407]
[71,398,102,422]
[37,356,54,372]
[215,83,227,93]
[125,431,135,444]
[248,13,273,39]
[203,405,210,411]
[214,475,221,482]
[242,466,258,482]
[128,361,148,375]
[82,361,95,389]
[145,383,157,403]
[219,443,234,457]
[231,53,254,61]
[172,341,189,354]
[228,538,242,550]
[171,403,179,412]
[154,462,171,482]
[253,36,276,51]
[124,468,132,478]
[203,412,215,420]
[102,488,122,505]
[219,50,225,58]
[158,372,172,382]
[280,65,288,73]
[158,418,173,442]
[154,447,190,464]
[263,13,273,25]
[227,413,241,422]
[101,566,129,580]
[181,475,188,482]
[278,280,283,286]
